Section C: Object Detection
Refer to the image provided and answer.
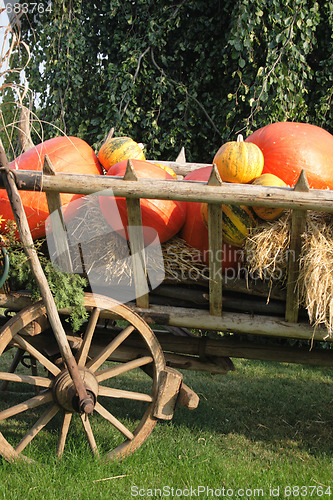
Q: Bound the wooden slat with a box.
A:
[133,304,330,342]
[43,155,73,273]
[124,160,149,308]
[10,169,333,212]
[285,170,309,322]
[206,165,223,316]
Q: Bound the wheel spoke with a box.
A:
[96,356,153,383]
[0,432,21,463]
[0,372,52,388]
[86,325,135,372]
[0,390,53,421]
[80,414,99,456]
[15,403,59,454]
[76,308,100,367]
[98,385,153,403]
[57,411,72,458]
[13,334,61,376]
[94,402,134,440]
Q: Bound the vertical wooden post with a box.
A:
[175,146,186,163]
[124,160,149,308]
[285,170,309,322]
[206,165,223,316]
[43,155,73,273]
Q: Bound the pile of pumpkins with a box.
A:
[1,122,333,275]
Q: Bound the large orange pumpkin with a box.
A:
[0,136,103,239]
[180,167,242,270]
[99,159,186,245]
[245,122,333,189]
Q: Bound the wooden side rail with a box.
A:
[4,170,333,211]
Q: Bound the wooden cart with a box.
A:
[0,150,332,463]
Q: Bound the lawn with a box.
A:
[0,357,332,499]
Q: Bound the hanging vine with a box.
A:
[13,0,333,163]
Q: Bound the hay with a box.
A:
[58,195,207,287]
[299,216,333,334]
[245,212,292,283]
[64,196,135,286]
[245,210,333,334]
[162,238,208,283]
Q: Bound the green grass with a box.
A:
[0,359,332,499]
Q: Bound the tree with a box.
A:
[20,0,333,162]
[0,5,33,160]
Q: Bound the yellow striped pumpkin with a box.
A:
[154,162,178,179]
[251,173,287,220]
[213,134,264,184]
[98,136,145,171]
[201,202,257,247]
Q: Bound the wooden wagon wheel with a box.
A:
[0,293,166,462]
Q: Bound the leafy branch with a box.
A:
[2,221,88,332]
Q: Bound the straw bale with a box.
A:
[245,210,333,334]
[245,212,292,283]
[62,195,207,286]
[299,215,333,334]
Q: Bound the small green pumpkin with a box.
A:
[201,202,257,247]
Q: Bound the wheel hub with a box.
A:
[53,367,99,413]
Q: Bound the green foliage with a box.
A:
[21,0,333,162]
[2,221,87,331]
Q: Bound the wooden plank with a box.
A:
[153,367,183,420]
[285,170,309,322]
[151,332,333,368]
[15,296,328,343]
[206,166,223,316]
[68,328,333,369]
[177,383,199,409]
[124,160,149,308]
[0,275,286,312]
[43,155,73,273]
[132,304,331,342]
[10,169,333,212]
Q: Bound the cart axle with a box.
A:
[53,367,98,414]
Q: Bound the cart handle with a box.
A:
[0,247,9,288]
